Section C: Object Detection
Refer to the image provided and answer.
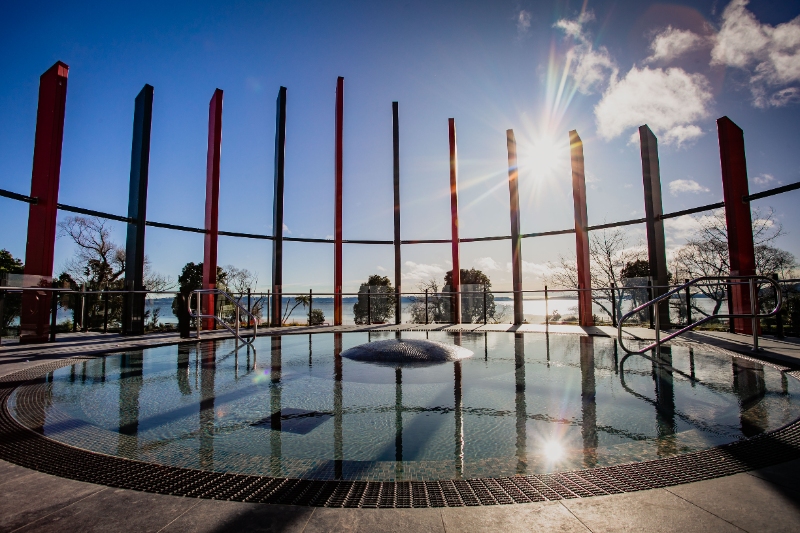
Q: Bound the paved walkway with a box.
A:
[1,325,800,532]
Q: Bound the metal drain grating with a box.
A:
[1,357,800,508]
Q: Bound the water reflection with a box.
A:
[118,351,143,458]
[28,331,800,482]
[514,333,527,474]
[732,357,767,437]
[199,343,216,469]
[580,336,597,468]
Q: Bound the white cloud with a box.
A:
[753,173,775,186]
[516,9,531,35]
[669,179,710,195]
[282,223,290,234]
[594,66,713,146]
[505,261,553,277]
[554,12,618,94]
[402,261,445,282]
[474,257,501,271]
[646,26,706,64]
[376,265,386,272]
[711,0,800,107]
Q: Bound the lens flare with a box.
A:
[542,439,565,462]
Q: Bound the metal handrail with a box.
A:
[617,275,782,354]
[188,288,259,346]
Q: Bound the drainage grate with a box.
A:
[1,358,800,508]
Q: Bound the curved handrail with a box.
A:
[188,288,259,346]
[617,275,782,354]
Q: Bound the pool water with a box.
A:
[10,332,800,481]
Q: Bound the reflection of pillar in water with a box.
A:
[177,344,191,395]
[612,340,619,374]
[484,332,488,361]
[514,333,527,474]
[454,360,464,478]
[732,357,767,437]
[689,347,696,386]
[545,330,551,367]
[270,336,282,475]
[309,333,313,368]
[395,367,403,477]
[653,347,676,456]
[199,343,216,469]
[579,336,597,467]
[333,333,344,479]
[118,351,144,458]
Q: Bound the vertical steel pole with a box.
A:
[247,288,251,329]
[773,273,784,338]
[393,102,402,325]
[448,118,461,324]
[103,286,109,333]
[271,87,287,327]
[196,291,202,338]
[425,289,429,324]
[648,279,654,329]
[611,283,617,327]
[507,129,523,325]
[203,89,223,331]
[570,130,593,327]
[367,286,371,325]
[483,284,487,325]
[49,281,58,341]
[123,84,154,335]
[685,279,692,325]
[309,289,313,325]
[20,61,69,344]
[718,117,756,334]
[545,285,549,326]
[334,77,344,326]
[750,278,759,351]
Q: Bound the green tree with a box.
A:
[444,268,496,323]
[171,262,227,322]
[0,249,24,333]
[353,275,396,324]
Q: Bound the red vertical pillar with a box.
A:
[448,118,461,324]
[334,77,344,325]
[718,116,756,334]
[507,129,523,325]
[570,130,594,327]
[202,89,223,330]
[20,61,69,344]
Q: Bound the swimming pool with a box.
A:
[9,331,800,482]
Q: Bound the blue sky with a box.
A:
[1,0,799,293]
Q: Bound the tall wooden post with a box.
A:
[507,129,523,325]
[639,125,670,327]
[20,61,69,344]
[334,77,344,325]
[718,116,756,334]
[570,130,593,327]
[448,118,461,324]
[271,87,287,327]
[202,89,223,330]
[123,84,154,336]
[393,102,402,324]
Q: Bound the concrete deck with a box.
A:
[2,325,799,532]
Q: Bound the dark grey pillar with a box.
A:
[393,102,402,324]
[123,85,154,335]
[271,87,287,327]
[639,125,670,326]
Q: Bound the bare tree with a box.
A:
[673,207,796,318]
[59,216,125,287]
[408,279,448,323]
[547,228,646,323]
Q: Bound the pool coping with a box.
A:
[2,334,800,508]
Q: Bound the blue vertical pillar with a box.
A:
[123,84,154,335]
[271,87,287,327]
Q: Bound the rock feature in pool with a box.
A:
[341,339,473,366]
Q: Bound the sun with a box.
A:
[524,132,570,180]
